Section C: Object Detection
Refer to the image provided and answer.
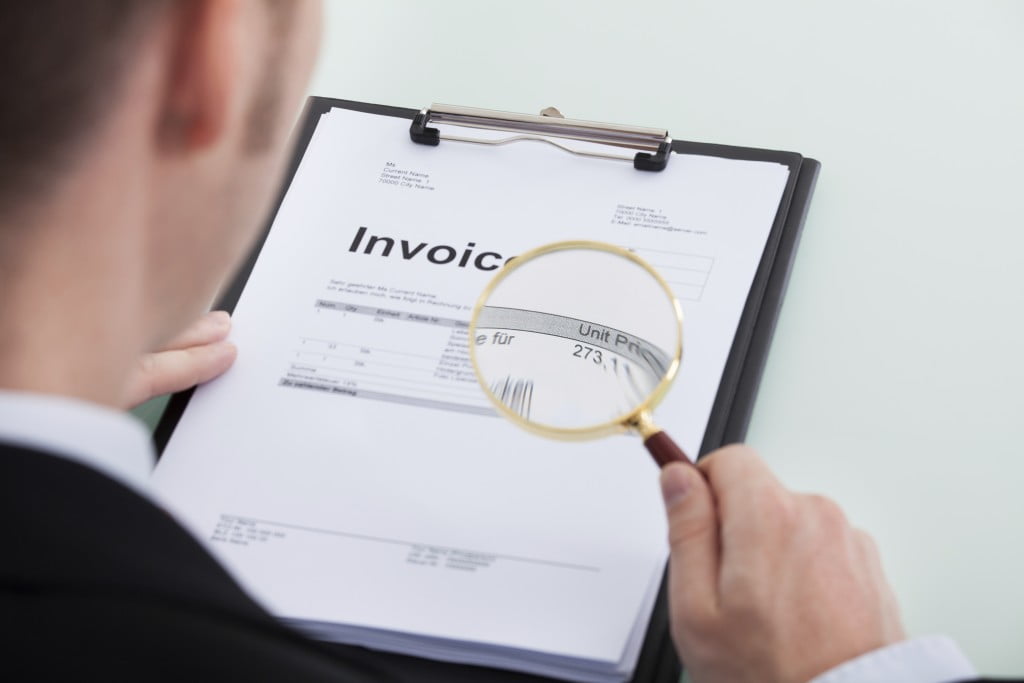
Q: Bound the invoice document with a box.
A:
[152,107,790,682]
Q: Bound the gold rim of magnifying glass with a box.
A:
[468,239,684,442]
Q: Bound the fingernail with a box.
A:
[660,464,693,509]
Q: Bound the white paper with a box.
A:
[151,108,789,681]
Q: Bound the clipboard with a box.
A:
[155,96,820,683]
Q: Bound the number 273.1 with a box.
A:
[572,344,602,364]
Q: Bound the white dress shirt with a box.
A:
[0,390,978,682]
[810,635,976,683]
[0,390,154,498]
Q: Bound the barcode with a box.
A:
[490,376,534,420]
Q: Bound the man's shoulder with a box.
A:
[2,587,385,682]
[0,441,256,611]
[0,442,389,682]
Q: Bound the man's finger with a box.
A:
[124,341,237,408]
[661,462,720,622]
[159,310,231,351]
[699,444,787,529]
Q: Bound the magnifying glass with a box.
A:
[468,240,692,467]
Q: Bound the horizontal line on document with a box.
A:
[279,379,493,417]
[292,350,437,373]
[289,363,478,392]
[299,337,437,361]
[220,513,602,574]
[288,367,481,400]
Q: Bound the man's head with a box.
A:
[0,0,321,403]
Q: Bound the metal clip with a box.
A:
[410,104,672,171]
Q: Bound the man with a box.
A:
[0,1,984,681]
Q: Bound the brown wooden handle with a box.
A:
[643,430,692,468]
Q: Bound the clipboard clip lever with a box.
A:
[410,104,672,172]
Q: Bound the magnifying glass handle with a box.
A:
[643,431,693,468]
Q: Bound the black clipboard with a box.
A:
[155,96,820,683]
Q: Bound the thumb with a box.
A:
[123,341,238,409]
[661,462,720,619]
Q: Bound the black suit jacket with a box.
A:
[0,443,397,681]
[0,443,559,682]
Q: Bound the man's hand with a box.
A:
[122,311,237,409]
[661,445,904,683]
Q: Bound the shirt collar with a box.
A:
[0,390,155,496]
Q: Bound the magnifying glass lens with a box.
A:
[472,246,681,432]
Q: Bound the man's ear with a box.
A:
[158,0,243,152]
